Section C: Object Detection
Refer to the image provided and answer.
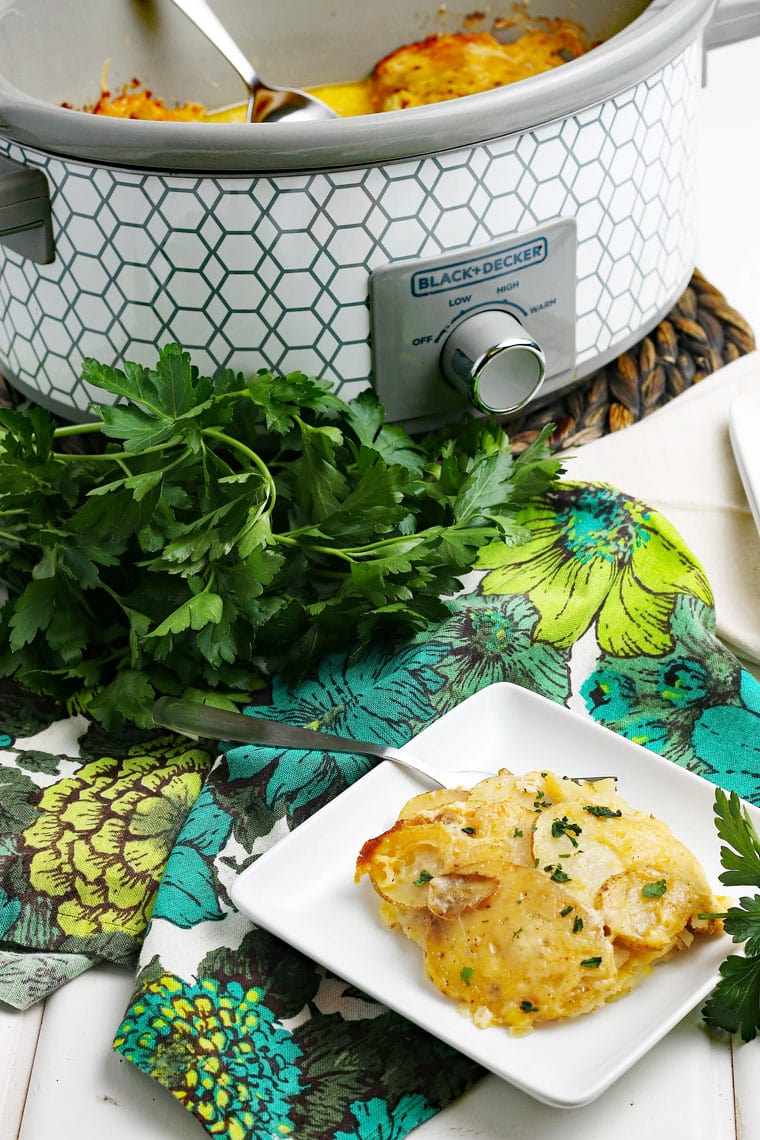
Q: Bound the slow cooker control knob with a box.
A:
[439,309,546,415]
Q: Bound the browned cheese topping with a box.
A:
[76,14,593,121]
[355,769,723,1033]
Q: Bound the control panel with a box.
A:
[370,219,577,427]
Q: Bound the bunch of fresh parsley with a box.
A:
[0,344,562,728]
[702,788,760,1042]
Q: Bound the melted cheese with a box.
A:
[83,16,592,122]
[370,25,590,112]
[355,769,723,1034]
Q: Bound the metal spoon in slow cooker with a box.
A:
[167,0,338,123]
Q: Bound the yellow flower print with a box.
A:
[477,483,713,657]
[22,742,210,939]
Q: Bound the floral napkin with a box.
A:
[2,479,760,1140]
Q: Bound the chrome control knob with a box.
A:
[439,309,546,415]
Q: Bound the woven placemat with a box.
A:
[0,269,755,453]
[505,268,756,452]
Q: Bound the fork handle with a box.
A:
[153,696,393,759]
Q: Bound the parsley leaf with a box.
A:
[701,789,760,1041]
[712,788,760,887]
[0,345,563,728]
[583,805,622,819]
[702,955,760,1043]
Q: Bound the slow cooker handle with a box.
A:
[0,153,54,264]
[704,0,760,49]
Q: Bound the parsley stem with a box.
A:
[276,522,502,561]
[52,422,104,439]
[50,441,171,462]
[201,427,276,510]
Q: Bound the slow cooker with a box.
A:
[0,0,757,425]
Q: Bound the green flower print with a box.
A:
[21,743,209,940]
[429,594,571,710]
[476,483,712,657]
[114,974,303,1140]
[225,643,447,818]
[335,1094,436,1140]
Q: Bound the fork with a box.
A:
[152,696,614,790]
[153,696,496,787]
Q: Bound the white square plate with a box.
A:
[730,393,760,538]
[230,682,750,1108]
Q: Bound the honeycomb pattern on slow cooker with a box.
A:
[0,41,699,420]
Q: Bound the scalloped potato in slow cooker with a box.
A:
[81,15,592,121]
[355,769,724,1034]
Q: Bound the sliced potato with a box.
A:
[356,819,505,909]
[424,866,616,1031]
[357,767,724,1033]
[531,801,627,907]
[597,869,715,950]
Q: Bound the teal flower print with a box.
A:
[692,670,760,804]
[581,595,750,781]
[581,668,671,755]
[150,784,234,929]
[429,594,571,710]
[0,889,21,939]
[114,974,303,1140]
[336,1094,436,1140]
[224,643,447,817]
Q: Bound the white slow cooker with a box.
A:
[0,0,757,425]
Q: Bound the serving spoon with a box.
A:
[153,696,614,790]
[166,0,338,123]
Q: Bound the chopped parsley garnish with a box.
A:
[544,864,571,883]
[551,815,583,847]
[520,999,539,1012]
[581,956,602,968]
[642,878,667,899]
[461,826,476,836]
[460,966,474,986]
[413,870,434,887]
[513,827,524,838]
[533,789,553,812]
[573,916,584,933]
[559,905,573,917]
[583,805,622,819]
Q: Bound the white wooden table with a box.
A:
[3,30,760,1140]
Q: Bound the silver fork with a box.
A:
[153,696,493,786]
[153,697,613,790]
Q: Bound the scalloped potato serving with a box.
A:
[78,13,592,121]
[355,769,724,1033]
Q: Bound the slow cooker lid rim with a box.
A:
[0,0,716,174]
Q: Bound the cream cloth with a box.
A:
[560,350,760,668]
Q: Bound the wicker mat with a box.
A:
[506,269,756,452]
[0,269,755,453]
